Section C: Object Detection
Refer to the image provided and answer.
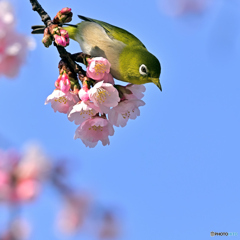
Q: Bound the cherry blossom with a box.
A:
[125,84,146,100]
[74,117,114,148]
[45,89,79,114]
[68,101,99,125]
[102,72,115,85]
[108,99,145,127]
[87,57,111,81]
[79,87,90,101]
[88,81,120,114]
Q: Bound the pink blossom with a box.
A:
[87,57,111,81]
[68,101,99,125]
[79,88,90,101]
[108,99,145,127]
[102,72,115,85]
[125,84,146,100]
[88,81,120,114]
[45,89,79,114]
[54,34,67,47]
[74,117,114,148]
[15,179,39,201]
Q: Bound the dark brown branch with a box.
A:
[29,0,51,26]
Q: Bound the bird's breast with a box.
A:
[76,22,126,80]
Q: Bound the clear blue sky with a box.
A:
[0,0,240,239]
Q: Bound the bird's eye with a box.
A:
[139,64,148,76]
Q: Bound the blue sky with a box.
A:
[0,0,240,239]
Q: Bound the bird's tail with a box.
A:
[31,24,78,41]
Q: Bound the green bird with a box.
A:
[34,15,162,90]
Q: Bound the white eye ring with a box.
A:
[139,64,148,75]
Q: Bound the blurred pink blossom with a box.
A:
[15,179,39,201]
[16,144,51,180]
[74,117,114,148]
[0,1,15,31]
[0,1,34,78]
[159,0,212,17]
[97,212,120,239]
[57,194,90,234]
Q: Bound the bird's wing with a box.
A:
[78,15,146,48]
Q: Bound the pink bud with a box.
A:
[60,7,72,14]
[55,76,61,88]
[59,74,71,93]
[54,35,67,47]
[60,29,69,37]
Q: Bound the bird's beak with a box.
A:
[151,78,162,91]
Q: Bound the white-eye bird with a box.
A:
[65,15,162,91]
[33,15,162,90]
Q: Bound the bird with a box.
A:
[33,15,162,91]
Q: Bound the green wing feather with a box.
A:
[78,15,146,48]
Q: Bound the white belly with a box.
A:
[75,22,126,80]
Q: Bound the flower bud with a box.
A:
[60,7,72,14]
[59,14,73,24]
[54,35,67,47]
[42,34,52,48]
[42,28,52,48]
[60,29,69,38]
[59,77,71,93]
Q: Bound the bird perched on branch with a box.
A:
[33,15,162,91]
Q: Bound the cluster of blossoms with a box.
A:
[0,145,120,239]
[42,7,72,48]
[45,57,146,148]
[0,1,34,78]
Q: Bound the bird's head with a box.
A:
[119,46,162,91]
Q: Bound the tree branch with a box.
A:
[29,0,87,85]
[29,0,51,26]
